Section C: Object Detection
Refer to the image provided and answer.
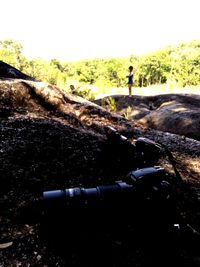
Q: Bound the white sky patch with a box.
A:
[0,0,200,61]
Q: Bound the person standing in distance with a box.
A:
[126,66,134,96]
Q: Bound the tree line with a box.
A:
[1,39,200,95]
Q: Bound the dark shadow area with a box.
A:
[39,183,200,267]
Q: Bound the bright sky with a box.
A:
[0,0,200,61]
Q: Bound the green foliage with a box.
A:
[78,88,95,101]
[123,106,132,119]
[0,39,27,71]
[137,48,171,87]
[70,84,95,101]
[101,96,117,112]
[170,41,200,87]
[1,38,200,94]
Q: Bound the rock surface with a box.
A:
[95,94,200,141]
[0,60,36,81]
[0,62,200,267]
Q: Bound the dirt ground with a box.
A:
[0,73,200,266]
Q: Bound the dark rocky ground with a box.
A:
[95,93,200,141]
[0,62,200,266]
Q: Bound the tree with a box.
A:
[0,39,26,70]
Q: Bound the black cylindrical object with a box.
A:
[43,167,169,208]
[42,166,174,238]
[43,181,133,205]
